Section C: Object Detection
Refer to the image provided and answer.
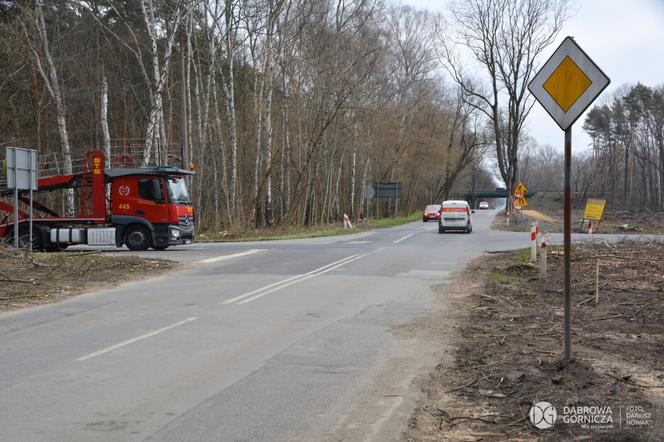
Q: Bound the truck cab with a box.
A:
[109,167,195,250]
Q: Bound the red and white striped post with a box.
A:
[530,221,539,262]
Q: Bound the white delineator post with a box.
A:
[343,213,353,229]
[530,222,539,262]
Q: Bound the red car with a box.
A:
[423,204,442,222]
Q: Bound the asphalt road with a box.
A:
[0,210,631,441]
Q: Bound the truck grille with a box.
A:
[178,216,193,226]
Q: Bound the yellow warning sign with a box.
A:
[528,37,610,131]
[543,56,592,112]
[582,198,606,221]
[513,181,527,196]
[513,181,528,209]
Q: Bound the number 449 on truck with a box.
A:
[0,150,195,251]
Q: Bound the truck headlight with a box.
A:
[170,228,181,238]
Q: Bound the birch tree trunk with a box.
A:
[140,0,183,165]
[180,27,189,170]
[350,119,358,217]
[219,0,240,220]
[19,2,74,214]
[100,74,111,161]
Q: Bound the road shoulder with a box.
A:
[326,276,464,440]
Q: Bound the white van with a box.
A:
[438,200,472,234]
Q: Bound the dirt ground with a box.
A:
[493,209,664,235]
[491,193,664,235]
[0,245,176,311]
[407,241,664,441]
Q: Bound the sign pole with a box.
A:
[29,166,34,251]
[14,186,19,248]
[375,182,379,219]
[564,127,572,363]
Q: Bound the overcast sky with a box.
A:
[400,0,664,153]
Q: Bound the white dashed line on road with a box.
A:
[197,249,266,264]
[393,233,413,244]
[75,317,198,362]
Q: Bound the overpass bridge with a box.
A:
[460,188,538,201]
[453,189,542,209]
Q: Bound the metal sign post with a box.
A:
[563,127,572,362]
[528,37,610,364]
[14,181,18,248]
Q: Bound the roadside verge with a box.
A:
[196,212,423,242]
[406,241,664,440]
[0,246,176,311]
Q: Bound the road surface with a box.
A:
[0,211,617,441]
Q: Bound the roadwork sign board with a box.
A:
[512,181,528,210]
[528,37,610,130]
[582,198,606,221]
[373,182,401,199]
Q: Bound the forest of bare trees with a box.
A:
[583,83,664,211]
[0,0,579,231]
[0,0,501,231]
[521,83,664,212]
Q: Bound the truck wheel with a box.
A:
[125,225,151,251]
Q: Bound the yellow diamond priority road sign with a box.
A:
[529,37,610,130]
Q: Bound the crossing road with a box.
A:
[0,211,624,441]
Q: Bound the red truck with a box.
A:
[0,150,195,251]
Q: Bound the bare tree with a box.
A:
[438,0,568,212]
[140,0,185,165]
[436,88,487,201]
[100,74,111,162]
[0,0,502,232]
[18,1,75,214]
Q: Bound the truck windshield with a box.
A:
[166,177,191,204]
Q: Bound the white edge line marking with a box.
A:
[222,254,360,305]
[198,249,265,264]
[75,317,198,362]
[236,253,368,305]
[393,233,413,244]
